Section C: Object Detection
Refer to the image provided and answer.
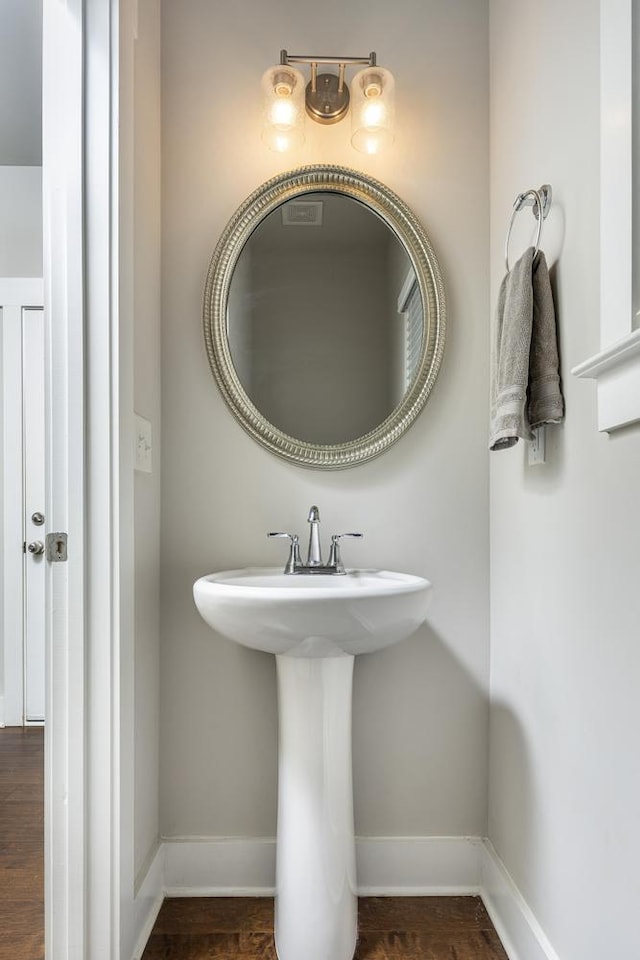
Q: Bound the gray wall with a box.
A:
[489,1,640,957]
[160,0,490,841]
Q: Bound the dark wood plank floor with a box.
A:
[0,726,44,960]
[143,895,509,959]
[0,727,509,960]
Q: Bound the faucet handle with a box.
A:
[328,532,363,574]
[267,532,302,574]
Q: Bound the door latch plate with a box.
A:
[46,532,68,562]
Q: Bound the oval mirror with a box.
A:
[203,165,446,468]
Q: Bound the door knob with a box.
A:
[27,540,45,556]
[31,511,45,526]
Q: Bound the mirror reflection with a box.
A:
[227,192,423,444]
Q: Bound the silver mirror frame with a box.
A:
[203,165,446,469]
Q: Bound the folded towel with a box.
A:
[489,247,535,449]
[489,247,563,450]
[528,251,564,429]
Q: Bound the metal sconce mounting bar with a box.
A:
[280,51,377,67]
[280,49,378,124]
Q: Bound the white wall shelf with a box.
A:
[573,327,640,430]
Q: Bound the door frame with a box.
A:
[0,277,45,727]
[43,1,121,956]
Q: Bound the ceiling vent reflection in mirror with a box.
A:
[262,50,395,155]
[282,200,324,227]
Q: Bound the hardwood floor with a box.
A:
[0,729,509,960]
[142,895,509,959]
[0,726,44,960]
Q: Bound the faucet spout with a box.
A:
[306,505,322,565]
[268,506,361,574]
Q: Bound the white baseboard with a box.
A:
[0,696,4,727]
[163,836,277,896]
[357,836,483,895]
[480,840,560,960]
[151,835,559,960]
[162,835,483,897]
[128,843,165,960]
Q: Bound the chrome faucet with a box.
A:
[306,505,322,566]
[268,505,363,575]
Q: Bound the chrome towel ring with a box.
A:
[504,184,552,272]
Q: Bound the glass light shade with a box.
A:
[350,66,395,155]
[261,65,306,152]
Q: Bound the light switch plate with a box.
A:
[528,425,546,465]
[135,414,152,473]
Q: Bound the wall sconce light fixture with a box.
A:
[262,50,395,155]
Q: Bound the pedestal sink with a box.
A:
[193,567,432,960]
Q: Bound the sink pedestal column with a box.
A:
[274,654,357,960]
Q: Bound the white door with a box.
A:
[1,279,45,726]
[23,306,46,722]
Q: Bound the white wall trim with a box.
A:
[147,836,563,960]
[572,328,640,431]
[572,0,640,430]
[480,841,561,960]
[163,837,278,897]
[42,0,88,951]
[84,0,121,954]
[572,325,640,377]
[128,843,166,960]
[356,836,483,895]
[43,0,124,955]
[162,835,483,898]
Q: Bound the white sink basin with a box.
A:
[193,566,432,658]
[192,564,432,960]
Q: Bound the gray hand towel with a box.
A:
[528,251,564,429]
[489,247,535,450]
[489,247,563,450]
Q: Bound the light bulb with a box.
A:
[261,65,305,151]
[351,66,395,155]
[361,98,387,128]
[269,96,297,127]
